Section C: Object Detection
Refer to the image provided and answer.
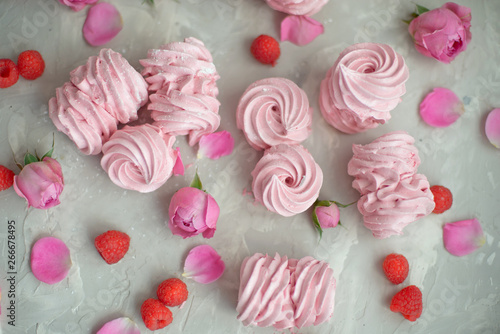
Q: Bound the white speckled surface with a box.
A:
[1,0,499,333]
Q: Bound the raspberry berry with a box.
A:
[0,165,16,191]
[141,298,173,331]
[0,59,19,88]
[157,278,189,307]
[94,230,130,264]
[430,185,453,214]
[383,253,409,284]
[390,285,423,321]
[17,50,45,80]
[250,35,280,66]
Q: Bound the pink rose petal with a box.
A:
[315,204,340,229]
[281,15,324,46]
[97,317,140,334]
[30,237,71,284]
[58,0,98,12]
[443,219,486,256]
[183,245,225,284]
[83,3,123,46]
[420,87,464,127]
[198,131,234,160]
[485,108,500,149]
[173,147,185,175]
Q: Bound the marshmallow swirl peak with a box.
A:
[101,124,176,193]
[319,43,409,134]
[237,253,336,329]
[348,131,420,194]
[70,48,149,124]
[140,37,219,97]
[265,0,329,16]
[251,144,323,217]
[347,131,435,238]
[49,82,118,155]
[149,88,221,146]
[237,77,312,151]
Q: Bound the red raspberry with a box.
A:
[383,253,409,285]
[250,35,280,66]
[141,298,173,331]
[0,165,16,191]
[17,50,45,80]
[0,59,19,88]
[157,278,189,307]
[390,285,423,321]
[430,185,453,214]
[94,230,130,264]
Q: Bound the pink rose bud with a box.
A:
[168,187,219,239]
[13,157,64,209]
[314,204,340,229]
[408,2,472,64]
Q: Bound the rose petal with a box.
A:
[97,317,141,334]
[420,87,464,127]
[281,15,324,46]
[183,245,225,284]
[485,108,500,149]
[443,219,486,256]
[315,204,340,229]
[58,0,98,12]
[30,237,71,284]
[198,131,234,160]
[83,3,123,46]
[173,147,185,175]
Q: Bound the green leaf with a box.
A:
[41,134,55,159]
[415,4,430,15]
[316,200,333,207]
[142,0,154,5]
[331,200,357,208]
[190,171,203,190]
[312,208,323,240]
[24,152,38,166]
[42,147,54,160]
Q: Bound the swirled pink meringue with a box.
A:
[319,43,409,134]
[140,37,219,97]
[289,257,336,328]
[49,82,118,155]
[237,253,294,329]
[251,144,323,217]
[357,174,435,239]
[149,87,221,146]
[101,124,176,193]
[237,77,312,151]
[265,0,329,16]
[348,131,434,238]
[70,48,148,124]
[347,131,420,195]
[237,253,336,330]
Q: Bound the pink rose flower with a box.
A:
[58,0,98,12]
[408,2,471,64]
[168,187,219,239]
[13,157,64,209]
[314,204,340,229]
